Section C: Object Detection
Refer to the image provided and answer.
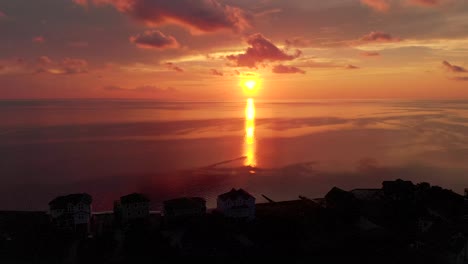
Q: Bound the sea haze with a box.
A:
[1,99,468,211]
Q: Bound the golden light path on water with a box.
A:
[244,98,256,167]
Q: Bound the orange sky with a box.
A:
[0,0,468,100]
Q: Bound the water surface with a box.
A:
[1,99,468,210]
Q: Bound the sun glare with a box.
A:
[245,80,256,90]
[241,78,261,97]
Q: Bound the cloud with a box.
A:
[165,62,184,72]
[32,36,45,44]
[227,33,302,68]
[442,61,467,73]
[77,0,250,34]
[130,30,180,50]
[36,57,88,75]
[451,77,468,81]
[210,69,223,76]
[36,56,53,65]
[58,58,88,74]
[345,64,360,70]
[359,31,401,43]
[360,0,391,12]
[360,51,381,57]
[361,0,445,11]
[272,64,305,74]
[407,0,444,7]
[0,10,6,18]
[104,85,178,93]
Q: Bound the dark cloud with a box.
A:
[360,51,380,57]
[272,64,305,74]
[130,30,180,50]
[78,0,251,33]
[210,69,224,76]
[345,64,360,70]
[227,33,302,68]
[165,62,184,72]
[442,61,467,73]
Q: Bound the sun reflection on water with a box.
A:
[244,98,256,167]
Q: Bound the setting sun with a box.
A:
[244,80,256,90]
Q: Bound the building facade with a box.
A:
[217,188,255,220]
[114,193,150,223]
[48,193,92,233]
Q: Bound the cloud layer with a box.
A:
[77,0,250,33]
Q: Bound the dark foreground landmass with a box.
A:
[1,179,468,264]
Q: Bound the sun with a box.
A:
[244,80,257,90]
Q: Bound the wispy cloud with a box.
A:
[32,36,45,44]
[35,57,88,75]
[360,51,381,57]
[165,62,184,72]
[442,60,467,73]
[104,85,178,93]
[345,64,360,70]
[272,64,305,74]
[210,69,224,76]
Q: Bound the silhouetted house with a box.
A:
[114,193,150,223]
[217,188,255,220]
[350,189,383,202]
[382,179,415,201]
[325,187,359,226]
[48,193,92,233]
[325,187,356,209]
[163,197,206,222]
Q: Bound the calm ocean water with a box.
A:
[1,99,468,210]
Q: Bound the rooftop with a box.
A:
[120,193,150,204]
[48,193,92,209]
[218,188,255,201]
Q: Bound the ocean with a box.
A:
[1,99,468,210]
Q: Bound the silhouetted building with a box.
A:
[114,193,150,223]
[350,189,384,201]
[325,187,356,209]
[92,212,114,235]
[382,179,415,201]
[48,193,92,233]
[217,188,255,220]
[163,197,206,222]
